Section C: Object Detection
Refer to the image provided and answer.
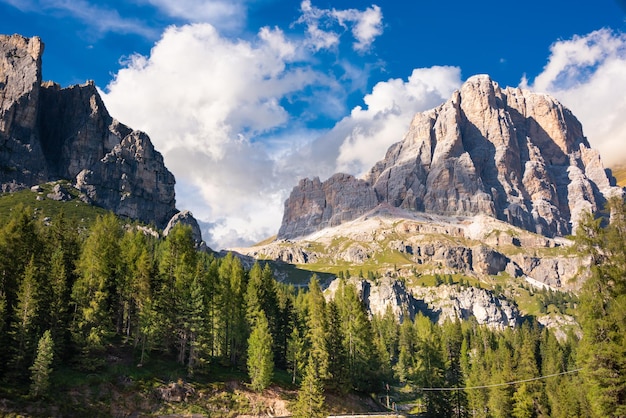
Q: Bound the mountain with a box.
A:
[233,202,582,328]
[279,75,622,240]
[0,34,178,229]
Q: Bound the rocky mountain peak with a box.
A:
[279,75,621,240]
[0,34,182,230]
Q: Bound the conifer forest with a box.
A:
[1,198,626,417]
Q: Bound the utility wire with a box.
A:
[417,368,583,391]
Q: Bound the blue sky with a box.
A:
[2,0,626,248]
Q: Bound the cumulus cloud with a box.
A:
[333,4,383,52]
[101,18,462,249]
[102,23,323,248]
[296,0,383,52]
[525,28,626,167]
[334,66,462,175]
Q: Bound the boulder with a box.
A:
[163,210,204,247]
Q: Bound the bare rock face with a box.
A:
[279,75,621,239]
[0,34,177,228]
[278,173,378,239]
[411,285,520,328]
[324,277,520,328]
[510,254,586,289]
[0,34,48,191]
[367,75,621,236]
[163,210,204,247]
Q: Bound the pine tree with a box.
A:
[187,274,209,374]
[247,311,274,391]
[47,249,69,358]
[463,324,490,418]
[326,300,349,392]
[334,280,378,391]
[371,305,399,382]
[11,256,39,370]
[71,213,122,359]
[575,197,626,417]
[512,325,542,418]
[287,326,306,384]
[442,320,467,418]
[395,315,415,383]
[137,296,159,365]
[216,253,247,366]
[488,334,514,418]
[305,276,330,380]
[157,223,197,360]
[412,313,449,417]
[0,206,43,371]
[30,330,54,398]
[293,355,326,418]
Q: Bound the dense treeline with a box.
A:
[0,198,625,417]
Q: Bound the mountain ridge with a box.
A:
[0,33,180,229]
[278,74,622,240]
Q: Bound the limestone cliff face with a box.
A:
[279,75,621,239]
[0,34,48,190]
[277,173,378,239]
[324,277,521,329]
[0,34,177,228]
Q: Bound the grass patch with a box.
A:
[0,180,109,229]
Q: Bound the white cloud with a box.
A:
[101,20,462,249]
[334,66,462,176]
[102,23,334,249]
[2,0,157,38]
[295,0,383,53]
[141,0,248,33]
[333,4,383,52]
[526,28,626,167]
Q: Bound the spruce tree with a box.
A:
[326,300,349,392]
[30,330,54,398]
[305,276,330,380]
[71,213,122,360]
[293,355,326,418]
[335,280,377,391]
[247,311,274,391]
[217,253,247,366]
[11,256,39,370]
[287,326,306,384]
[576,197,626,417]
[395,315,415,383]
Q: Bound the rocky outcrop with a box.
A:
[279,75,622,239]
[324,276,521,328]
[411,285,520,328]
[278,173,378,239]
[163,210,205,248]
[0,34,177,228]
[0,34,48,191]
[510,254,586,289]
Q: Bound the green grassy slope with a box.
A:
[0,180,111,228]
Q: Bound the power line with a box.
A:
[417,368,582,392]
